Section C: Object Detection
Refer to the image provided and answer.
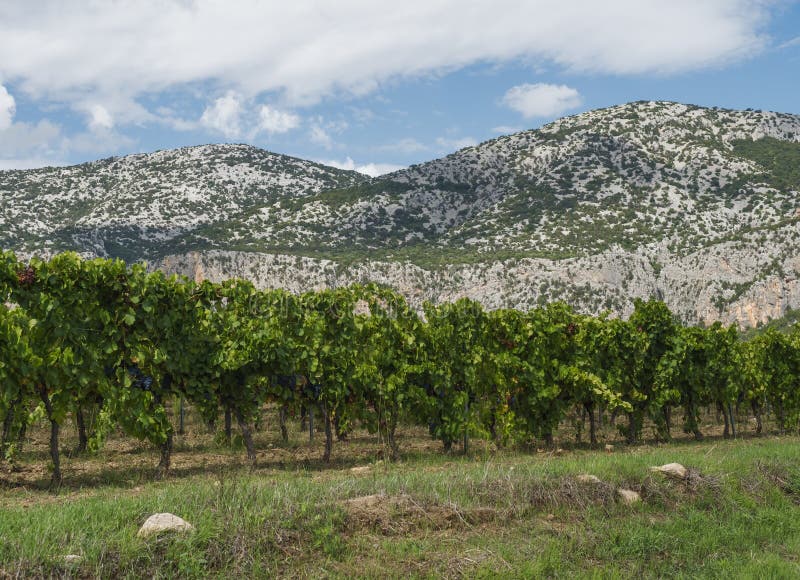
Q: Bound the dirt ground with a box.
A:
[0,402,764,504]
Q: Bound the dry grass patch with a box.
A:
[343,493,497,535]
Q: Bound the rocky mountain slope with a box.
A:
[3,101,800,327]
[0,144,367,261]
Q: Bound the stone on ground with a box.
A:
[137,513,195,538]
[64,555,83,565]
[576,474,602,484]
[650,463,688,479]
[617,489,641,504]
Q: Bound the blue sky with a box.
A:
[0,0,799,174]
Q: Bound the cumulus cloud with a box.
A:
[0,84,16,130]
[258,105,300,134]
[87,104,114,131]
[321,157,405,177]
[0,99,134,168]
[356,162,406,178]
[200,92,244,138]
[0,1,772,109]
[502,83,582,118]
[194,95,304,140]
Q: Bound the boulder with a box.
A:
[137,513,195,538]
[576,474,602,484]
[650,463,688,479]
[617,489,641,505]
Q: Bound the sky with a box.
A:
[0,0,799,175]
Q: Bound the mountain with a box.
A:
[3,101,800,327]
[0,144,368,261]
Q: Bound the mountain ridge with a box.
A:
[3,100,800,327]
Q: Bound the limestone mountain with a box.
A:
[2,101,800,327]
[0,143,368,261]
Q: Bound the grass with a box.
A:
[1,414,800,578]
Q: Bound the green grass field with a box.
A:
[2,415,800,578]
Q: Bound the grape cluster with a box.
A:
[304,382,322,400]
[500,339,517,350]
[16,266,35,287]
[276,374,298,390]
[127,363,153,391]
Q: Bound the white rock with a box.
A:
[617,489,641,504]
[650,463,688,479]
[64,554,83,565]
[137,513,195,538]
[576,474,602,484]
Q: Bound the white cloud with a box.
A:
[0,84,16,130]
[321,156,405,177]
[325,119,349,134]
[305,116,349,149]
[200,92,243,138]
[0,119,61,158]
[350,107,377,124]
[258,105,300,134]
[160,113,199,132]
[0,107,134,168]
[779,36,800,49]
[378,138,428,154]
[196,96,302,139]
[87,104,114,131]
[0,1,772,109]
[309,124,334,149]
[435,136,478,152]
[0,118,66,169]
[0,158,66,170]
[502,83,582,118]
[491,125,524,135]
[356,162,406,178]
[320,157,357,171]
[63,128,135,156]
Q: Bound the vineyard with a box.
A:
[2,251,800,489]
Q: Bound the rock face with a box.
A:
[154,243,800,327]
[137,513,195,538]
[4,101,800,327]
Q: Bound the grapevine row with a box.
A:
[0,251,798,486]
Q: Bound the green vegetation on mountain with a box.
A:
[732,137,800,193]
